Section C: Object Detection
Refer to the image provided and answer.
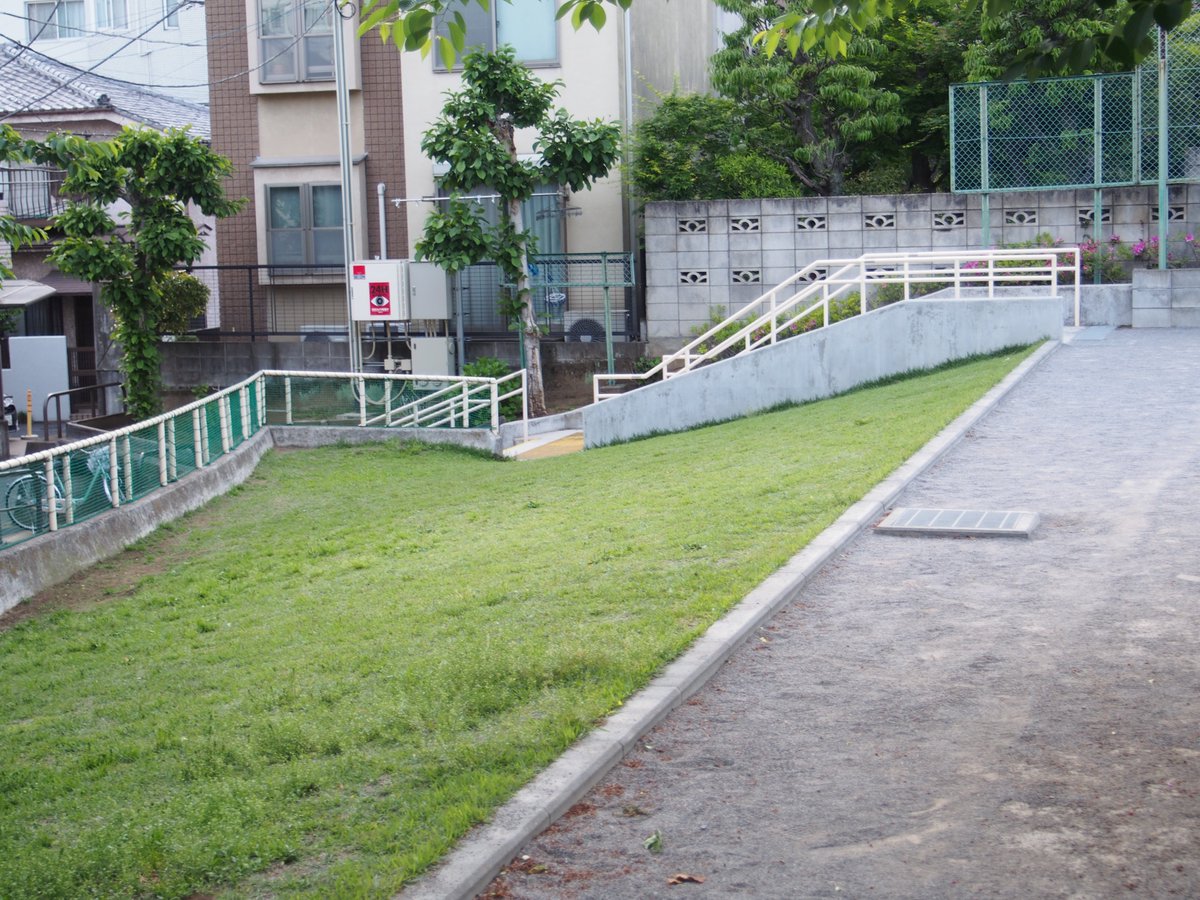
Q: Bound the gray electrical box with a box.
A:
[410,337,455,376]
[407,262,450,320]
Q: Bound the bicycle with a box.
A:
[6,446,114,533]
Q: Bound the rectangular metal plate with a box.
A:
[876,507,1039,537]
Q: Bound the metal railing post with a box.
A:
[521,370,529,443]
[193,409,204,469]
[219,397,231,454]
[44,457,57,531]
[157,422,168,486]
[358,376,367,427]
[62,452,73,525]
[122,436,133,501]
[109,437,120,508]
[167,418,177,480]
[491,379,500,432]
[461,380,469,428]
[284,376,293,425]
[240,387,250,442]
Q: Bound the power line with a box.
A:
[0,0,336,97]
[0,0,64,73]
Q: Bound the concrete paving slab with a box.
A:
[479,329,1200,899]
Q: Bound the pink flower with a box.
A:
[1110,234,1122,243]
[1187,233,1195,243]
[1132,239,1147,256]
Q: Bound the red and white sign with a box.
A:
[352,264,366,280]
[368,282,391,316]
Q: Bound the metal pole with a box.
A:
[1157,27,1169,270]
[333,0,361,370]
[601,251,615,375]
[980,84,991,249]
[1094,78,1104,285]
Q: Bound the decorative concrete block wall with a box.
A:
[644,185,1200,345]
[1131,269,1200,327]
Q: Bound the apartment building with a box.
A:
[0,0,209,103]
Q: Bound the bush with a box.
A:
[714,153,796,199]
[463,357,521,419]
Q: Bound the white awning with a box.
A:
[0,279,55,307]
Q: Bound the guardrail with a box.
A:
[594,248,1080,402]
[0,370,526,551]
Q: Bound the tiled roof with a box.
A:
[0,40,209,139]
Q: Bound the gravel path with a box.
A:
[486,329,1200,899]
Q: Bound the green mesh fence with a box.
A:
[0,372,521,553]
[951,20,1200,192]
[0,378,268,550]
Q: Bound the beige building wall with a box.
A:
[400,12,627,258]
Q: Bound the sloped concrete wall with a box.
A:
[581,297,1062,448]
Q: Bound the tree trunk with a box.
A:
[496,116,547,417]
[508,195,547,417]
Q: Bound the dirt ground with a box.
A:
[481,329,1200,899]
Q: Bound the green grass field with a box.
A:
[0,347,1033,898]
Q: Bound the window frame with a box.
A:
[162,0,179,28]
[265,182,345,269]
[433,0,559,71]
[96,0,127,29]
[258,0,334,84]
[26,0,85,40]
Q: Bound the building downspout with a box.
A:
[377,182,388,259]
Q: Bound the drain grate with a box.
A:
[876,507,1039,538]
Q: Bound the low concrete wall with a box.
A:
[0,428,275,616]
[582,297,1062,448]
[1072,285,1133,327]
[160,341,352,389]
[1131,269,1200,327]
[271,425,502,454]
[0,422,520,616]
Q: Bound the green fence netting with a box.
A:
[951,18,1200,192]
[0,371,522,552]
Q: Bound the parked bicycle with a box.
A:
[5,446,114,533]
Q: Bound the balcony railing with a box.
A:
[2,166,66,220]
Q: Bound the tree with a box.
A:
[358,0,1195,77]
[628,93,797,202]
[964,0,1125,80]
[0,125,48,279]
[415,48,620,417]
[711,0,905,196]
[38,128,241,420]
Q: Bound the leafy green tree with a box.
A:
[39,128,241,420]
[628,93,796,202]
[359,0,1193,76]
[0,125,48,279]
[711,0,905,196]
[964,0,1125,80]
[415,48,620,416]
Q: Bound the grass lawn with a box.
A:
[0,347,1033,898]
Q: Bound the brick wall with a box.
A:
[360,36,408,258]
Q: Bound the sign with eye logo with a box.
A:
[368,283,391,316]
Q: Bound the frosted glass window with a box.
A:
[497,0,556,63]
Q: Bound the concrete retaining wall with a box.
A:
[1131,269,1200,327]
[646,186,1200,345]
[0,422,512,616]
[581,297,1063,448]
[0,428,275,616]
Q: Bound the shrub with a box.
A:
[463,356,521,419]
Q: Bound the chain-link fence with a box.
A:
[951,19,1200,192]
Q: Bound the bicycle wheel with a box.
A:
[6,475,57,532]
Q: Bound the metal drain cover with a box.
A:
[876,507,1039,537]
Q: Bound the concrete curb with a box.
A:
[399,340,1061,900]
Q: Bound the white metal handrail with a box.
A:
[595,248,1080,402]
[0,369,528,545]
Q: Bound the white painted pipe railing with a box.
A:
[594,248,1080,402]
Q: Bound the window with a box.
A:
[434,0,557,69]
[162,0,178,28]
[259,0,333,83]
[267,184,344,267]
[26,0,84,40]
[96,0,127,28]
